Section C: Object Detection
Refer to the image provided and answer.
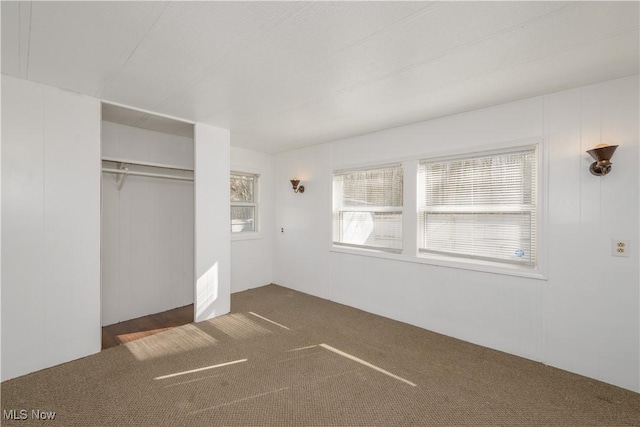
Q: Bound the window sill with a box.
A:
[231,232,263,242]
[330,246,547,280]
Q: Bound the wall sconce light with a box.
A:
[586,143,618,176]
[290,178,305,194]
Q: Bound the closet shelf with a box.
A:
[101,156,194,172]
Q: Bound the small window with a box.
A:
[333,165,403,252]
[230,172,258,234]
[418,147,537,265]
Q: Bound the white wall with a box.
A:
[194,123,231,322]
[1,76,101,381]
[273,75,640,392]
[230,147,274,293]
[0,55,3,384]
[101,122,194,325]
[274,143,333,299]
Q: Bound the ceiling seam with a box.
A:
[26,1,32,78]
[93,1,171,97]
[119,2,171,71]
[19,0,33,79]
[17,2,22,76]
[329,2,442,57]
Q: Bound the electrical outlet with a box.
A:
[612,240,630,257]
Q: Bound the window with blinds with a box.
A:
[333,165,403,252]
[418,147,537,265]
[230,172,258,233]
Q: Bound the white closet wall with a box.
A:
[101,121,194,326]
[2,76,101,381]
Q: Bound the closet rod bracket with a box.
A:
[116,163,129,191]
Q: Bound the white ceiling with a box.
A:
[2,1,638,154]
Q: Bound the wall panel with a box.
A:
[1,76,101,381]
[194,123,230,322]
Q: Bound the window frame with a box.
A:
[230,171,260,238]
[329,138,547,280]
[418,145,538,266]
[332,163,404,254]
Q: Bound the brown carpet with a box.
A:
[2,284,639,426]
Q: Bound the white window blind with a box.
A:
[230,173,258,233]
[333,165,403,252]
[418,148,537,265]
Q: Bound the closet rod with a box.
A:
[102,168,194,182]
[101,156,194,172]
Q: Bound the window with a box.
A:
[418,147,537,265]
[230,172,258,234]
[333,165,403,252]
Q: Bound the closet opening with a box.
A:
[100,103,195,349]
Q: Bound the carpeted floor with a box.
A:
[2,284,639,426]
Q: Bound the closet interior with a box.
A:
[100,103,195,340]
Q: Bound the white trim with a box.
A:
[336,207,403,213]
[418,141,539,164]
[230,164,263,176]
[334,162,402,175]
[100,100,195,125]
[333,242,402,254]
[330,245,547,280]
[535,136,549,279]
[231,232,263,242]
[231,201,258,208]
[402,160,419,257]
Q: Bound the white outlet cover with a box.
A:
[611,239,630,257]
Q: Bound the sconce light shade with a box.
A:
[586,144,618,176]
[290,178,305,194]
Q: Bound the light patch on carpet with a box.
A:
[116,327,172,344]
[189,387,290,415]
[319,343,417,387]
[206,313,272,340]
[155,359,248,380]
[126,323,217,361]
[249,311,291,330]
